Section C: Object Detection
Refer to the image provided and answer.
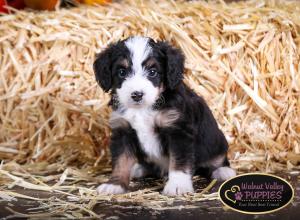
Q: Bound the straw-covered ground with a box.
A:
[0,0,300,218]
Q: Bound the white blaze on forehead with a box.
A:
[125,37,152,75]
[117,37,159,108]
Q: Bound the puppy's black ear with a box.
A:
[157,41,185,89]
[93,45,114,92]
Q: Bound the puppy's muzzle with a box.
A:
[131,91,144,102]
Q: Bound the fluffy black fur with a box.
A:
[93,37,233,193]
[156,83,230,177]
[94,41,131,92]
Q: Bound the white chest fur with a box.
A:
[114,108,169,171]
[123,108,160,158]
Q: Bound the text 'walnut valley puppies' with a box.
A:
[93,36,236,196]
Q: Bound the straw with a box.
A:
[0,0,300,217]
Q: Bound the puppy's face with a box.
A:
[94,37,185,109]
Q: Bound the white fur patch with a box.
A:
[114,37,169,173]
[120,108,169,172]
[117,74,159,108]
[125,37,152,76]
[211,167,236,181]
[117,37,159,109]
[123,108,159,159]
[96,183,126,195]
[162,171,194,196]
[130,163,146,179]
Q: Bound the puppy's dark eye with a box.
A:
[148,68,158,78]
[117,68,127,78]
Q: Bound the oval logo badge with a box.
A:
[219,173,294,214]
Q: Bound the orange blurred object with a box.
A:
[24,0,58,10]
[78,0,111,5]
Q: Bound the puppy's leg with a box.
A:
[97,128,137,194]
[97,152,135,194]
[162,133,194,196]
[97,152,136,194]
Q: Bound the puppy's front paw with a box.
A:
[162,171,194,196]
[96,183,126,195]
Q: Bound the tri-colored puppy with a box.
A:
[93,36,236,196]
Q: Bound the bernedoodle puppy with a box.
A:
[93,36,236,196]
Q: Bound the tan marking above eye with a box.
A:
[144,58,157,68]
[118,59,129,68]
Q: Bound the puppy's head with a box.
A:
[93,36,184,109]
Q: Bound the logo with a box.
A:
[219,173,294,214]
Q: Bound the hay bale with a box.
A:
[0,0,299,171]
[1,0,300,217]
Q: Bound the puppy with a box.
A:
[93,36,236,196]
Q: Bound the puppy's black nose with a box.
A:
[131,91,144,102]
